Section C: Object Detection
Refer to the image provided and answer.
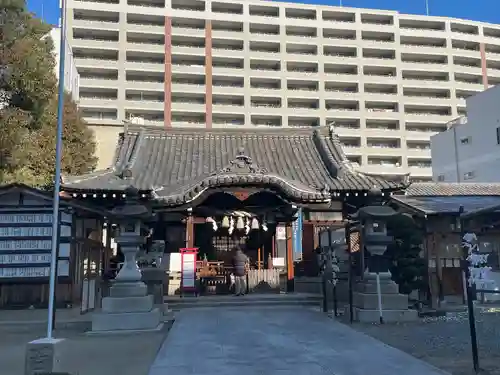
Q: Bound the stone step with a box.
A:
[91,307,162,332]
[353,292,410,310]
[355,281,400,294]
[165,294,323,310]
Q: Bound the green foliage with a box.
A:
[386,214,427,295]
[0,0,96,187]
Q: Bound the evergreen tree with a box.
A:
[386,214,427,295]
[0,0,96,186]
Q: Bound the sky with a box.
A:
[28,0,500,26]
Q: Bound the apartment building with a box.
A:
[431,85,500,182]
[49,27,80,103]
[66,0,500,176]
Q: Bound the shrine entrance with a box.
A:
[190,190,293,295]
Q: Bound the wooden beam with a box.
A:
[303,220,344,225]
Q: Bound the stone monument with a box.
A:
[352,189,418,323]
[25,338,70,375]
[91,186,163,333]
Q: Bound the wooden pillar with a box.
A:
[271,233,276,257]
[302,223,314,260]
[185,213,194,248]
[423,230,433,307]
[286,224,294,291]
[433,233,444,308]
[313,224,320,249]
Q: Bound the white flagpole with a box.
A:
[425,0,430,15]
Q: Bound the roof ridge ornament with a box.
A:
[213,147,267,175]
[403,173,411,187]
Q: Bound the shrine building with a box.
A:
[59,124,403,294]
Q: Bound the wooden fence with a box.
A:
[247,269,282,293]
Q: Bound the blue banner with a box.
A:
[292,208,303,261]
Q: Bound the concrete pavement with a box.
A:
[2,326,168,375]
[148,306,450,375]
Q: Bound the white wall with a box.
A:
[431,85,500,182]
[50,27,79,103]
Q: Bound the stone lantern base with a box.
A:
[353,272,418,323]
[90,281,163,333]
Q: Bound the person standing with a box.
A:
[232,246,249,296]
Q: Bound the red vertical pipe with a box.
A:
[164,16,172,128]
[480,42,489,89]
[205,20,213,129]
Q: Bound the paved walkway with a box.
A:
[148,307,450,375]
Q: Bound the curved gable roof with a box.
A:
[62,125,402,206]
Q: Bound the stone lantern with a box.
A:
[91,186,163,333]
[110,186,150,290]
[355,205,396,275]
[351,188,418,323]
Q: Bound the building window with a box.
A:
[437,174,445,182]
[460,136,471,145]
[463,171,475,180]
[496,127,500,145]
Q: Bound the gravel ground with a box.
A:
[344,309,500,375]
[1,323,171,375]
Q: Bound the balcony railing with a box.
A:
[80,76,118,81]
[288,88,318,92]
[287,33,317,38]
[80,95,118,100]
[325,107,358,111]
[126,78,163,83]
[368,162,400,167]
[367,144,399,148]
[76,57,118,62]
[403,60,446,65]
[251,103,281,108]
[409,163,432,168]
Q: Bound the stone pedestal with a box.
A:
[353,272,418,323]
[25,338,70,375]
[91,281,162,332]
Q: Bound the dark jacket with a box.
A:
[232,250,248,277]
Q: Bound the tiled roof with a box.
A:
[62,125,401,206]
[391,195,500,215]
[403,183,500,197]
